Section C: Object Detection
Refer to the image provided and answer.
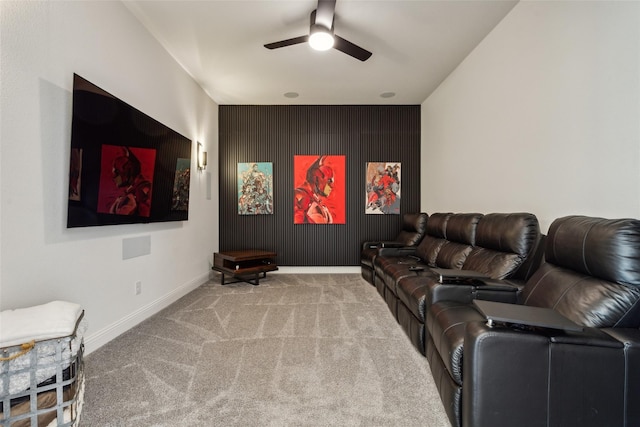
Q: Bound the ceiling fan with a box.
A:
[264,0,372,62]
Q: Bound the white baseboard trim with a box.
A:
[84,272,209,355]
[273,266,360,274]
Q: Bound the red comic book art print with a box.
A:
[97,145,156,217]
[293,155,345,224]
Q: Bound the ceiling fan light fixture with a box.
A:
[264,0,371,61]
[309,25,334,51]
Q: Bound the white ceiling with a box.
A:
[123,0,518,105]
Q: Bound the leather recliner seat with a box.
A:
[396,212,542,354]
[370,212,452,299]
[372,212,542,352]
[427,215,640,427]
[374,213,482,317]
[360,212,428,285]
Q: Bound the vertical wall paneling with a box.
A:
[219,105,421,266]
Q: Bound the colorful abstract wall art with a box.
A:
[365,162,401,214]
[238,162,274,215]
[294,155,345,224]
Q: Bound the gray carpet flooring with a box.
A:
[81,274,450,426]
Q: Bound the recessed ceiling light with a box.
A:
[284,92,299,98]
[380,92,396,98]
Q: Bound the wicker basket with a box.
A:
[0,313,85,427]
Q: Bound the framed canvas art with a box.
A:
[365,162,401,214]
[238,162,274,215]
[293,155,345,224]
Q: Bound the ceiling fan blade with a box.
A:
[264,35,309,50]
[333,35,372,62]
[315,0,336,29]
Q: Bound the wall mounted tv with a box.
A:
[67,74,192,228]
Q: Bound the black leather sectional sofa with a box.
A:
[362,212,640,427]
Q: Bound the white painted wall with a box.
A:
[421,1,640,233]
[0,1,219,353]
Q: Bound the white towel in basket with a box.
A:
[1,300,86,396]
[0,300,83,347]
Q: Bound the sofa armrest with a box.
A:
[462,321,626,427]
[473,278,520,292]
[376,246,419,258]
[473,300,585,332]
[471,279,521,304]
[363,240,411,251]
[550,327,624,347]
[425,278,521,307]
[362,240,381,251]
[603,328,640,426]
[380,241,406,248]
[604,327,640,347]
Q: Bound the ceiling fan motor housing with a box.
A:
[309,17,335,51]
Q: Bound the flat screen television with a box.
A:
[67,74,191,228]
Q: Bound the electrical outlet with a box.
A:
[135,281,142,295]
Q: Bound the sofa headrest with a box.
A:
[402,212,428,234]
[396,212,429,246]
[426,213,452,239]
[445,213,483,245]
[547,215,640,286]
[475,213,540,257]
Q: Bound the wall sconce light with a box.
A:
[197,142,207,171]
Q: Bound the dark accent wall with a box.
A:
[219,105,421,266]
